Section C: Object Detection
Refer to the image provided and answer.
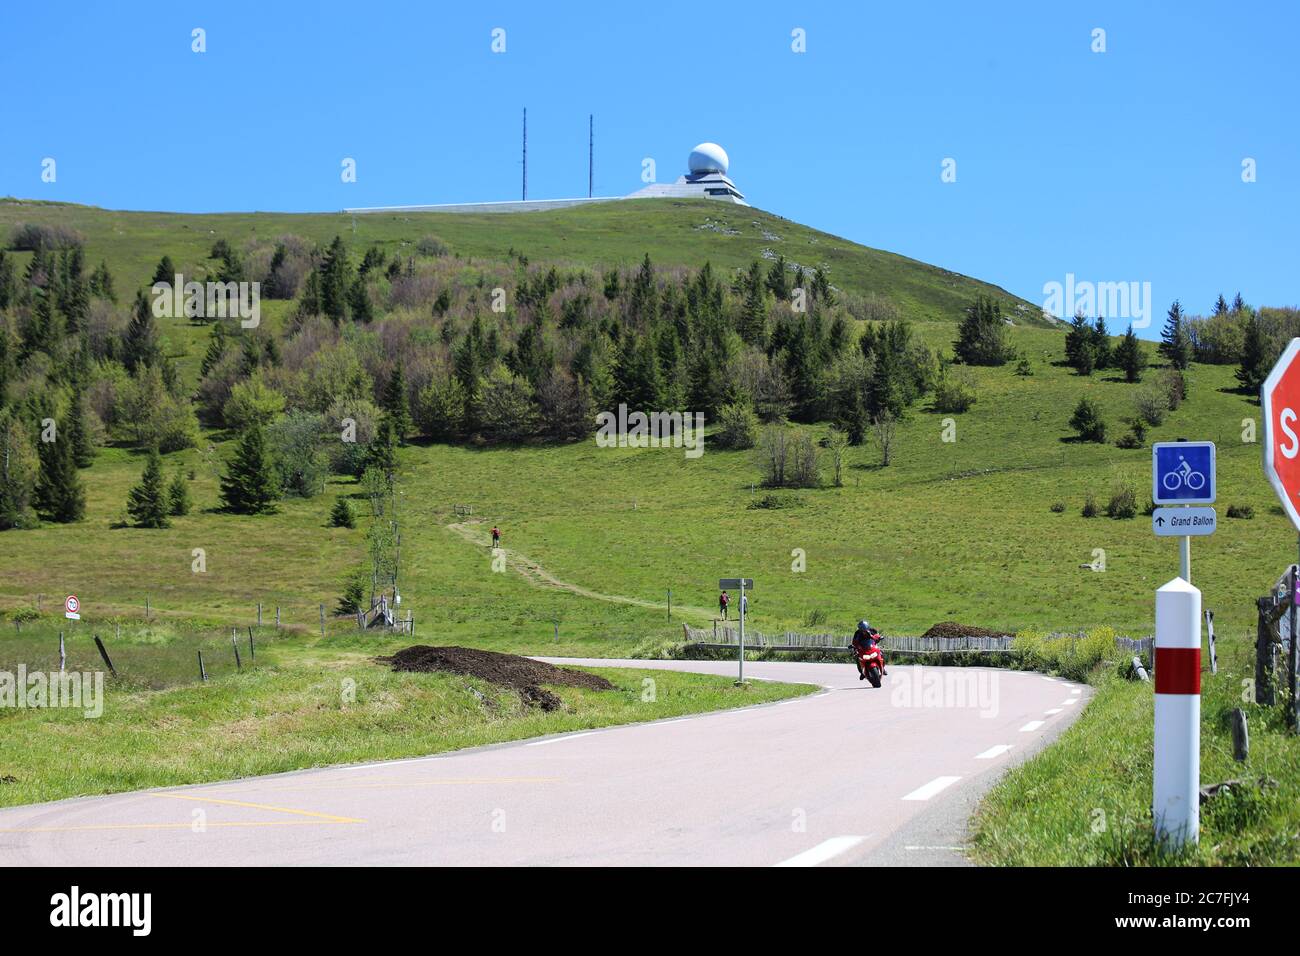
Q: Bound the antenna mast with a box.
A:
[522,108,528,201]
[588,114,593,198]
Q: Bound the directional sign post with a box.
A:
[719,578,753,684]
[1152,441,1216,583]
[1261,338,1300,731]
[63,594,80,621]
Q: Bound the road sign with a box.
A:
[1262,338,1300,530]
[1152,507,1216,537]
[718,578,753,590]
[1152,441,1216,505]
[64,594,80,620]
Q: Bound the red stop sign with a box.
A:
[1263,338,1300,530]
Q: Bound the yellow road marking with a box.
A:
[0,820,351,834]
[215,776,561,794]
[146,791,364,824]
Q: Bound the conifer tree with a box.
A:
[151,255,176,287]
[127,447,170,528]
[1236,313,1270,393]
[1114,325,1147,383]
[167,468,191,516]
[36,426,85,523]
[381,362,413,443]
[122,290,162,372]
[1159,300,1192,371]
[219,424,279,514]
[69,386,94,468]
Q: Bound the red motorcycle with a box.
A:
[854,639,886,688]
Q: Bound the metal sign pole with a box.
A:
[737,579,746,685]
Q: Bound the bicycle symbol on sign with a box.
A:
[1161,455,1207,492]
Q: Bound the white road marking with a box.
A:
[526,732,599,747]
[1041,676,1058,682]
[1070,688,1082,695]
[1045,708,1063,715]
[1019,720,1045,732]
[774,835,867,867]
[902,775,962,801]
[1062,698,1078,706]
[975,744,1012,759]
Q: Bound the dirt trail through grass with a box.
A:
[445,519,714,618]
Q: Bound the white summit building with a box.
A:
[344,142,747,214]
[624,143,747,204]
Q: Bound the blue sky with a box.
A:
[3,1,1295,334]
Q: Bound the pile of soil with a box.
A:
[921,621,1010,639]
[378,645,613,712]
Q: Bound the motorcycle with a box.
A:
[854,639,886,688]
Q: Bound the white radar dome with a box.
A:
[687,143,729,175]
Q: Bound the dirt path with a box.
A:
[445,520,713,618]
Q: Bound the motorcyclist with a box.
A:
[851,620,887,678]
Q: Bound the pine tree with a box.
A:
[1159,301,1192,371]
[737,261,768,345]
[319,236,352,323]
[1236,313,1270,393]
[362,416,399,478]
[219,424,279,514]
[69,387,94,468]
[1114,325,1147,383]
[122,290,161,373]
[89,260,115,302]
[0,251,14,310]
[167,468,191,516]
[36,426,85,523]
[1064,312,1095,375]
[954,295,1012,366]
[1091,316,1111,369]
[381,362,413,443]
[1213,294,1229,316]
[330,496,355,528]
[127,448,170,528]
[151,255,176,288]
[200,321,228,377]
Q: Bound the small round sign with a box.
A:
[64,595,79,614]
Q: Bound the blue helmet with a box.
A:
[858,620,869,630]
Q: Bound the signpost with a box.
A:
[63,594,80,621]
[1151,507,1216,537]
[1152,441,1216,582]
[1262,338,1300,729]
[719,578,753,685]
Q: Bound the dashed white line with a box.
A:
[902,776,962,801]
[1070,688,1082,695]
[1045,708,1063,715]
[1062,698,1078,706]
[975,744,1013,759]
[1019,720,1045,732]
[526,732,599,747]
[774,835,867,867]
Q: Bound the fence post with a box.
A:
[1257,596,1278,706]
[276,606,281,629]
[319,604,325,637]
[145,595,150,620]
[248,627,255,661]
[257,603,262,627]
[232,630,242,670]
[1205,609,1216,675]
[198,650,207,682]
[1231,708,1249,762]
[59,632,65,672]
[1153,577,1201,848]
[1292,562,1299,732]
[93,635,117,676]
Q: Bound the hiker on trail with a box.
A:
[491,526,501,548]
[740,593,748,618]
[719,590,730,620]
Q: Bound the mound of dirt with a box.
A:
[921,621,1010,639]
[378,645,614,711]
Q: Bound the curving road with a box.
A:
[0,659,1089,866]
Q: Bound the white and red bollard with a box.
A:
[1153,576,1201,847]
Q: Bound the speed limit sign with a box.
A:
[64,595,80,620]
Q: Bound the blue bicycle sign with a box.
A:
[1152,441,1216,504]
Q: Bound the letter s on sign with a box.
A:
[1282,407,1298,459]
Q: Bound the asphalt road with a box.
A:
[0,659,1089,866]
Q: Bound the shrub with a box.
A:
[10,222,84,251]
[1115,419,1146,449]
[1050,502,1065,513]
[933,366,977,413]
[1134,386,1169,426]
[337,565,369,615]
[1161,368,1186,410]
[747,492,801,510]
[1082,495,1099,518]
[1069,397,1106,442]
[1226,504,1255,519]
[415,235,450,257]
[1106,486,1137,519]
[716,402,760,450]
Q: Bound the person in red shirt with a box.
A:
[491,526,501,548]
[719,591,730,620]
